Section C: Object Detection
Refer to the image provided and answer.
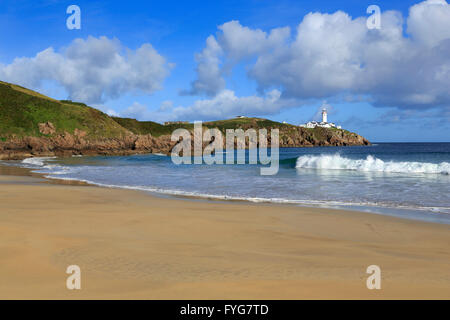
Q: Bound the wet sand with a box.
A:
[0,165,449,299]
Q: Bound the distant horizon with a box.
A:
[360,141,450,144]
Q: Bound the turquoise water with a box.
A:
[13,143,450,224]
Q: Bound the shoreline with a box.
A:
[4,158,450,226]
[0,164,449,299]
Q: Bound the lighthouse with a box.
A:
[322,108,327,123]
[299,106,341,129]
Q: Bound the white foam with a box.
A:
[38,174,450,215]
[21,157,56,167]
[20,157,73,175]
[16,154,450,222]
[296,154,450,175]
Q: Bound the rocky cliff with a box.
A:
[0,81,370,160]
[0,122,370,160]
[0,130,175,160]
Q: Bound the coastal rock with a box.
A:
[134,135,154,150]
[74,128,87,139]
[0,125,370,160]
[38,122,56,135]
[0,79,371,160]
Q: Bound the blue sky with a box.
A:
[0,0,449,142]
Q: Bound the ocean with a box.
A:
[10,142,450,224]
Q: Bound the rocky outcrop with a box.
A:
[0,125,370,160]
[0,132,176,160]
[0,80,370,160]
[278,127,370,147]
[38,121,56,135]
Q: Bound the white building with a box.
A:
[322,108,327,123]
[299,108,342,129]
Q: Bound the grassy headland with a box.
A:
[0,80,370,159]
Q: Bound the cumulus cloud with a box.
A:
[0,36,171,104]
[217,21,290,62]
[171,89,298,121]
[105,109,120,117]
[181,35,225,96]
[118,89,297,122]
[343,105,450,132]
[250,3,450,109]
[118,101,174,122]
[250,11,368,98]
[121,102,149,120]
[184,21,290,96]
[407,0,450,47]
[186,0,450,112]
[158,100,174,112]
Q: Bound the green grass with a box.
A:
[59,100,89,107]
[113,116,296,137]
[0,81,363,145]
[112,117,194,137]
[203,117,293,132]
[0,81,129,138]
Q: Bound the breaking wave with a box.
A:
[21,157,56,167]
[296,154,450,175]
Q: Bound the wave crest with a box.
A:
[21,157,56,167]
[295,154,450,175]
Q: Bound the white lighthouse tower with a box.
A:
[321,108,328,123]
[299,105,341,129]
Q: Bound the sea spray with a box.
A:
[295,154,450,175]
[10,143,450,222]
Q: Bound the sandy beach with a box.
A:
[0,166,449,299]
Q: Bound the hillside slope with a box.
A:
[0,81,129,138]
[205,118,370,148]
[0,81,370,160]
[115,116,370,148]
[112,117,194,137]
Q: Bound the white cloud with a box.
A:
[121,102,149,120]
[181,35,225,96]
[186,0,450,111]
[407,0,450,47]
[118,101,175,122]
[184,21,290,96]
[117,89,297,122]
[218,20,290,62]
[0,36,172,104]
[171,89,296,121]
[121,0,450,123]
[250,11,368,98]
[105,109,119,117]
[158,100,174,112]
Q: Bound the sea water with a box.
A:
[10,143,450,224]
